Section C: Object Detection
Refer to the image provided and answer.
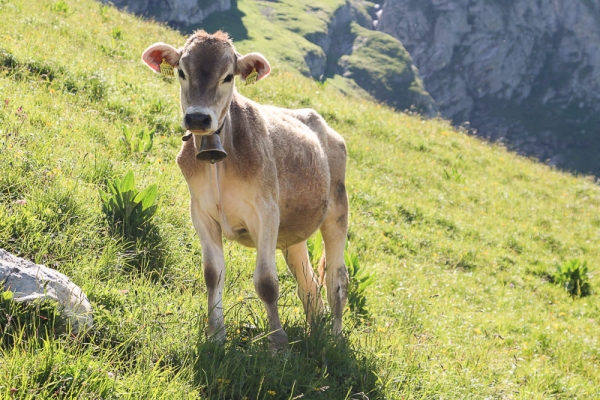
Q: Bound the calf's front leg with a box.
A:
[191,200,226,341]
[252,205,288,351]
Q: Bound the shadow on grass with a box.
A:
[98,223,171,284]
[193,321,379,399]
[0,292,64,348]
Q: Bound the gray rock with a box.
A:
[0,249,93,334]
[377,0,600,175]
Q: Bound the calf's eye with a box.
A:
[178,69,186,80]
[223,74,234,83]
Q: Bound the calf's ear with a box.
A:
[141,43,181,73]
[236,52,271,82]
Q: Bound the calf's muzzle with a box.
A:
[184,112,213,132]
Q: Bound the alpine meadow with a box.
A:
[1,0,600,399]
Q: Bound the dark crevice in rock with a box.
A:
[304,2,369,81]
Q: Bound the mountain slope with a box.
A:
[109,0,438,116]
[0,0,599,398]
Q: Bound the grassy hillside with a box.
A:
[1,0,599,399]
[199,0,345,77]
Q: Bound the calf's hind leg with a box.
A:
[320,183,349,337]
[282,241,324,325]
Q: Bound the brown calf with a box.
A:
[142,30,349,350]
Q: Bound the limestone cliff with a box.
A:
[377,0,600,175]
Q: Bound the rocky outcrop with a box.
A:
[305,1,438,116]
[102,0,231,27]
[0,249,93,334]
[304,2,373,79]
[377,0,600,175]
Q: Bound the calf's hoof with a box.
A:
[268,329,289,354]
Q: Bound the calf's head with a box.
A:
[142,30,271,135]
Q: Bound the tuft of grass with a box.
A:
[553,259,592,297]
[0,291,63,347]
[99,171,169,275]
[344,251,374,320]
[306,230,324,267]
[120,124,155,160]
[99,170,158,240]
[50,0,70,14]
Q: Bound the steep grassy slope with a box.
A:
[0,0,599,399]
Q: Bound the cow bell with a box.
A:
[196,133,227,163]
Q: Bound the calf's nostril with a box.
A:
[185,113,212,130]
[200,115,212,127]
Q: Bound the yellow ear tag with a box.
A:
[159,58,174,77]
[245,68,258,86]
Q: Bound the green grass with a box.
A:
[1,0,599,398]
